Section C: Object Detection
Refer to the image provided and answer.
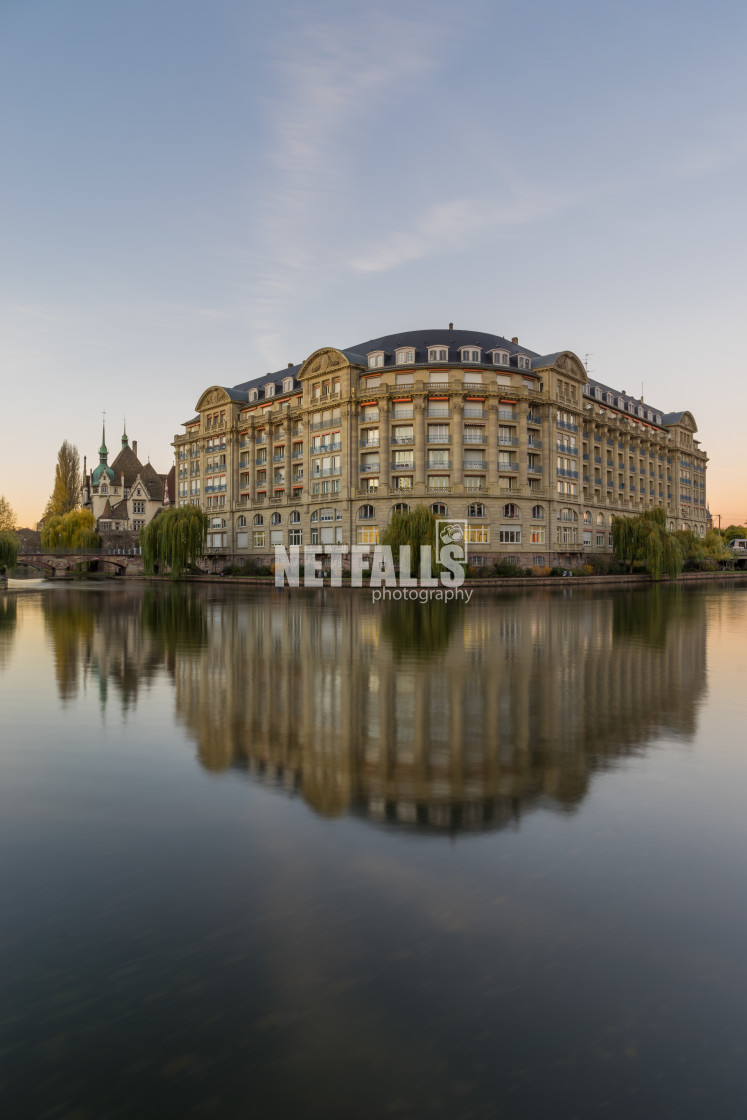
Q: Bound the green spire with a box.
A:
[99,419,108,461]
[121,419,128,450]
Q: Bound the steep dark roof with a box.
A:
[111,445,144,488]
[141,462,162,495]
[100,499,113,519]
[109,498,129,519]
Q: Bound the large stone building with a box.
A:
[174,328,708,566]
[82,422,175,536]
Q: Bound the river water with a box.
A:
[2,580,747,1118]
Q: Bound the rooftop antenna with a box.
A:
[583,353,593,373]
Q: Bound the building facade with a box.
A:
[173,328,708,566]
[82,423,175,536]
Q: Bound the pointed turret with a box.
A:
[92,418,115,485]
[121,419,129,450]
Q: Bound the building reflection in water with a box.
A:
[36,585,707,831]
[169,586,707,833]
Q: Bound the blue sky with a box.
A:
[2,0,746,525]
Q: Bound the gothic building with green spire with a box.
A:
[81,421,175,537]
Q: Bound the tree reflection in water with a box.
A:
[379,597,462,660]
[0,595,17,670]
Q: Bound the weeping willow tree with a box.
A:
[380,505,440,577]
[0,531,18,572]
[611,508,682,580]
[41,509,100,550]
[140,506,208,578]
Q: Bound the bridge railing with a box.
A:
[19,547,142,557]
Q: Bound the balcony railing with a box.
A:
[527,413,542,424]
[427,433,450,443]
[311,441,341,454]
[497,436,518,447]
[464,407,485,419]
[392,408,414,420]
[558,445,579,456]
[558,420,579,433]
[498,409,518,421]
[310,467,342,478]
[360,438,380,448]
[528,464,543,474]
[272,454,286,463]
[359,463,380,473]
[390,461,414,471]
[391,436,415,446]
[427,460,451,470]
[465,459,490,471]
[557,468,579,479]
[359,411,380,423]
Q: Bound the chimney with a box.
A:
[511,336,518,344]
[133,440,138,458]
[449,322,453,330]
[288,362,293,368]
[83,455,87,476]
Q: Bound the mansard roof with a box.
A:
[110,445,143,488]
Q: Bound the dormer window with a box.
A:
[594,387,602,399]
[460,347,481,363]
[248,388,258,401]
[282,377,294,394]
[637,406,644,417]
[368,352,384,368]
[618,397,625,408]
[395,348,415,365]
[606,393,614,404]
[428,347,448,362]
[265,383,275,398]
[491,349,510,366]
[517,355,531,370]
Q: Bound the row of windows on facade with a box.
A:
[367,346,532,370]
[584,384,663,425]
[223,503,617,526]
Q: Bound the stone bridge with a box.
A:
[17,550,144,577]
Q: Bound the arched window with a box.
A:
[359,504,375,520]
[289,510,301,524]
[558,507,575,522]
[271,512,281,525]
[316,507,335,521]
[531,505,544,520]
[431,503,447,516]
[584,510,591,524]
[608,514,613,525]
[502,503,519,519]
[265,383,275,398]
[282,377,294,393]
[459,346,481,363]
[392,503,409,514]
[212,518,226,528]
[669,521,674,531]
[311,510,319,522]
[253,514,264,526]
[237,515,247,528]
[597,512,604,525]
[249,388,258,402]
[468,502,486,518]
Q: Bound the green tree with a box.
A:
[611,508,683,580]
[41,510,100,550]
[0,531,18,572]
[44,441,81,518]
[380,505,440,577]
[0,495,16,531]
[140,506,208,578]
[723,524,747,543]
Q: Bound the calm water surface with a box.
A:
[2,581,747,1119]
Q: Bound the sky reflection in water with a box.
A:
[2,583,747,1119]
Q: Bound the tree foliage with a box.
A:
[0,531,18,571]
[44,441,81,518]
[380,505,439,577]
[611,508,683,580]
[140,506,208,578]
[0,495,17,531]
[723,524,747,543]
[41,510,100,550]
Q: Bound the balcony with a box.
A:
[465,480,486,492]
[427,433,450,443]
[558,420,579,433]
[427,483,451,493]
[360,438,380,448]
[556,469,578,479]
[497,436,518,447]
[291,450,303,460]
[310,467,342,478]
[359,463,380,473]
[496,461,518,473]
[427,460,451,470]
[527,413,542,424]
[359,411,380,424]
[391,436,415,446]
[427,408,450,418]
[392,408,414,420]
[558,445,580,456]
[256,435,267,445]
[528,464,543,474]
[390,461,414,472]
[312,441,341,454]
[204,485,227,494]
[463,407,485,419]
[272,454,286,463]
[528,438,542,449]
[498,409,518,421]
[255,456,267,465]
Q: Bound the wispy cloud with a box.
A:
[248,0,471,363]
[350,183,572,273]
